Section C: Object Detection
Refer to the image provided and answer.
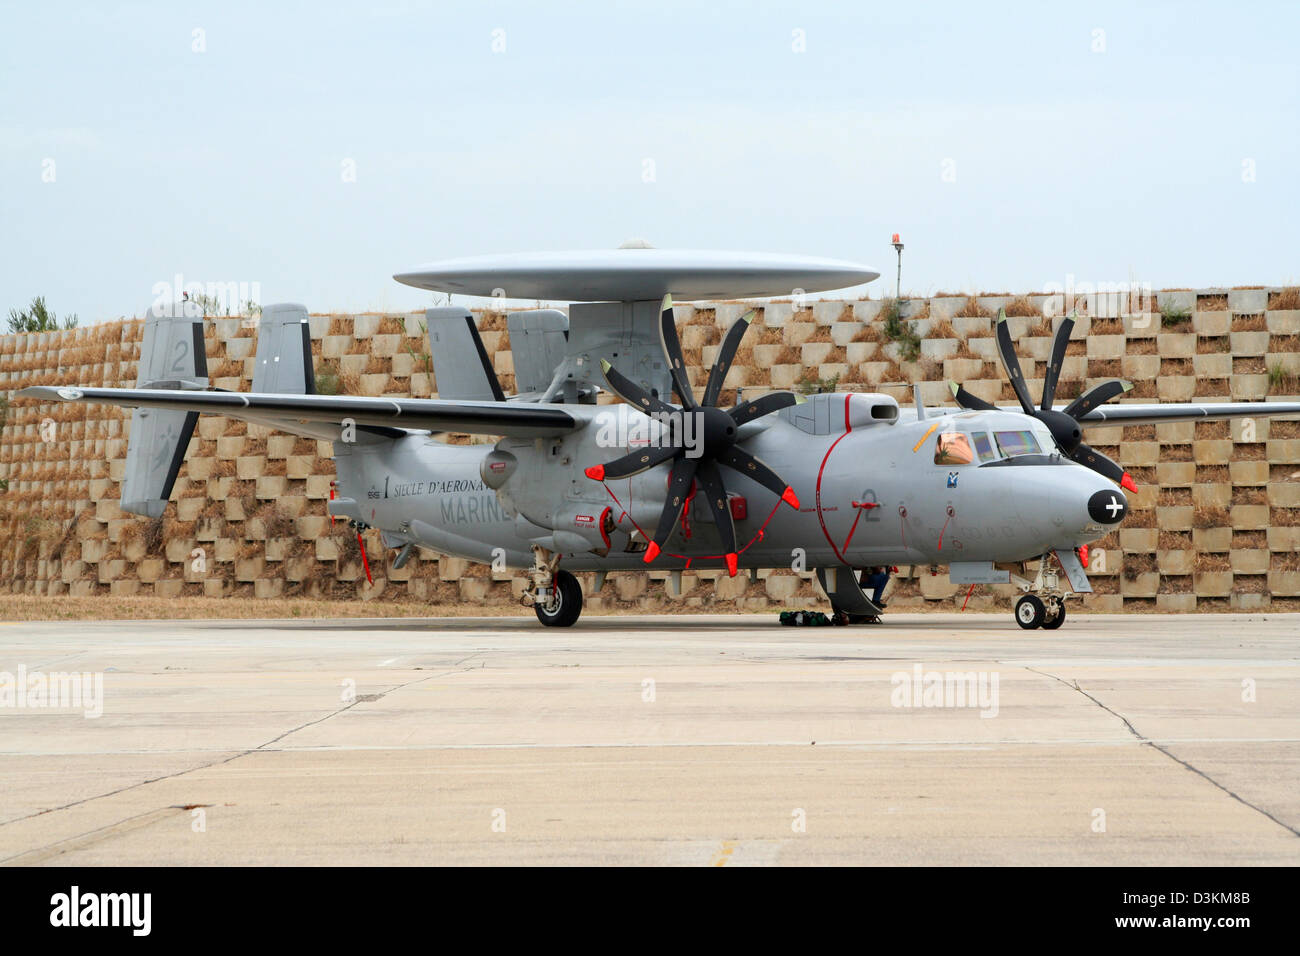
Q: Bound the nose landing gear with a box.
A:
[1010,555,1071,630]
[1014,594,1066,630]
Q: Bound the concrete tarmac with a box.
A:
[1,613,1298,865]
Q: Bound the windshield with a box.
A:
[993,429,1043,458]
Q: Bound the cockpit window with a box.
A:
[994,429,1042,458]
[935,432,974,465]
[972,431,996,463]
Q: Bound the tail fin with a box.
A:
[507,309,568,397]
[252,303,315,394]
[425,307,504,402]
[121,300,207,517]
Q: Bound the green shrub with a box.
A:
[1160,302,1191,327]
[8,296,77,333]
[881,298,921,363]
[315,360,341,395]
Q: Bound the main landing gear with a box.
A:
[1010,556,1069,631]
[522,546,584,627]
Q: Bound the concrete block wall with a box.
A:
[1,286,1297,612]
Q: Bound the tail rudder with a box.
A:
[121,300,207,517]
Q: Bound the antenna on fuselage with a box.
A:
[913,381,928,421]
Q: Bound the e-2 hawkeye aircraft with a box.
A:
[17,247,1300,629]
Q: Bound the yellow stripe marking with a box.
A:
[912,422,939,453]
[710,840,737,866]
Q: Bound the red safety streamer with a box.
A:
[356,530,373,585]
[841,500,880,554]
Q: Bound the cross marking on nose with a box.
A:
[1105,495,1122,518]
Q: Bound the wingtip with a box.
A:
[16,385,76,400]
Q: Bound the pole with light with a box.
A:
[892,233,904,301]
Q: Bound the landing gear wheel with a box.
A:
[1015,594,1046,630]
[1041,600,1066,630]
[534,569,583,627]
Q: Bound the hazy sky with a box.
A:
[2,0,1297,322]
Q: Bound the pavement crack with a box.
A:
[1025,665,1300,840]
[0,805,183,865]
[0,658,481,830]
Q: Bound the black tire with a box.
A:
[1041,600,1066,630]
[1015,594,1045,630]
[534,569,583,627]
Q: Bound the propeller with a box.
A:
[949,310,1139,493]
[585,294,804,575]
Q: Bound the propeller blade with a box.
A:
[701,309,755,407]
[600,359,679,418]
[584,442,680,482]
[994,310,1036,416]
[1069,442,1135,491]
[693,459,739,575]
[643,456,699,564]
[1062,378,1133,420]
[715,444,801,510]
[948,380,997,412]
[1040,313,1076,411]
[730,390,804,425]
[657,294,697,409]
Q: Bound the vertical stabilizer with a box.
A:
[121,300,207,517]
[425,307,505,401]
[252,303,315,394]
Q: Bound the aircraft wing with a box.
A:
[1076,401,1300,428]
[15,385,581,439]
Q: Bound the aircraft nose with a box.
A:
[1087,488,1128,525]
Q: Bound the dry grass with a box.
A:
[1194,505,1231,527]
[929,319,958,340]
[1268,287,1300,310]
[1273,507,1300,527]
[1003,296,1041,318]
[954,297,992,318]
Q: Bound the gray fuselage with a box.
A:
[333,394,1123,574]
